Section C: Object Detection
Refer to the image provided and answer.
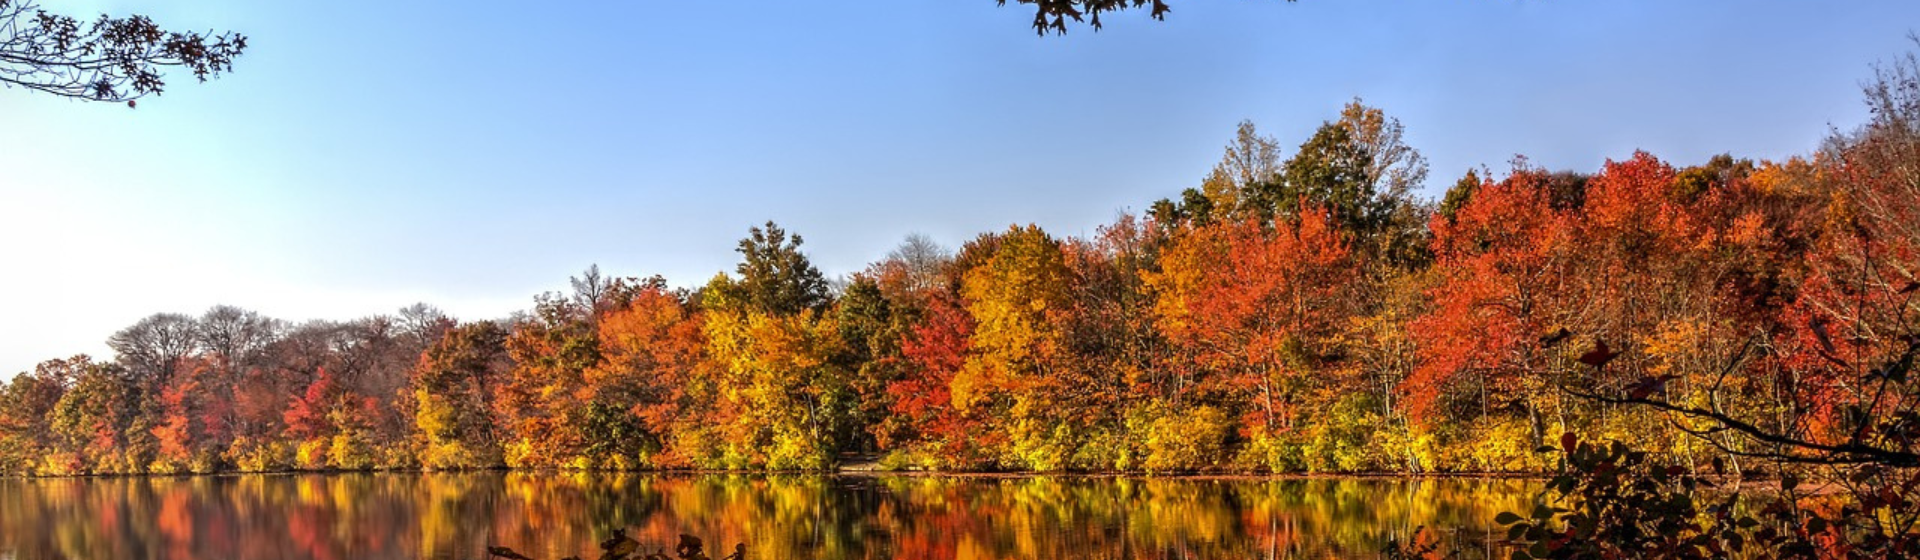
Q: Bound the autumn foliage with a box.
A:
[3,80,1918,478]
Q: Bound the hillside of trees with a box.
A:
[3,58,1916,477]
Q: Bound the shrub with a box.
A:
[329,431,376,470]
[1142,405,1230,473]
[295,438,330,470]
[227,437,292,472]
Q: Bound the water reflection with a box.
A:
[0,474,1534,559]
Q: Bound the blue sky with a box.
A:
[2,0,1917,375]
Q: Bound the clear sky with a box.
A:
[2,0,1917,376]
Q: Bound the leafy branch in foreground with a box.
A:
[998,0,1295,35]
[0,0,247,105]
[1491,433,1856,559]
[1474,284,1920,558]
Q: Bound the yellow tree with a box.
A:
[697,222,848,470]
[956,224,1080,470]
[702,299,846,470]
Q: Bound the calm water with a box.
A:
[0,473,1536,560]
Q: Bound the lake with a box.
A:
[0,473,1536,559]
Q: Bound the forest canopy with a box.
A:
[4,53,1918,475]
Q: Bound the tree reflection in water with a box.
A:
[0,474,1532,559]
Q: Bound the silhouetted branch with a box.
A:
[997,0,1295,35]
[0,0,246,104]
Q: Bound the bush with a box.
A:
[295,438,330,470]
[1460,415,1542,472]
[1300,394,1390,472]
[876,449,917,471]
[1142,405,1230,473]
[146,458,185,475]
[227,437,292,472]
[1242,432,1305,473]
[502,439,535,468]
[329,431,376,470]
[38,452,82,476]
[1010,421,1075,472]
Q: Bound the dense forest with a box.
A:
[3,59,1917,478]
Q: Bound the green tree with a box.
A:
[720,221,830,316]
[1274,123,1374,231]
[833,277,909,452]
[1437,169,1482,221]
[1335,99,1433,268]
[1152,120,1280,227]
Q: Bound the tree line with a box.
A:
[4,56,1917,476]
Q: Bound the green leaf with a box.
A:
[1496,512,1524,525]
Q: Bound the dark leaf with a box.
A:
[1810,317,1837,355]
[489,546,538,560]
[1577,340,1619,367]
[1539,327,1572,348]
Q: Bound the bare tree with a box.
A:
[195,305,281,368]
[570,264,612,319]
[106,313,199,384]
[1337,98,1430,205]
[886,233,953,296]
[397,303,453,346]
[1832,35,1920,294]
[1199,120,1283,218]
